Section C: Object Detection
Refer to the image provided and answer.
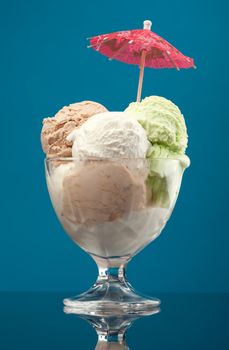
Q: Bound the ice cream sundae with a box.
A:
[41,14,194,314]
[43,96,189,257]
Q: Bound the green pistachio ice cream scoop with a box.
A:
[125,96,190,207]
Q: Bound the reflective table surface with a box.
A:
[1,293,228,349]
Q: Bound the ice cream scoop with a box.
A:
[41,100,107,158]
[125,96,188,154]
[125,96,190,208]
[147,144,190,168]
[62,161,147,227]
[67,112,150,159]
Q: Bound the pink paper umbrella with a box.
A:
[88,20,195,102]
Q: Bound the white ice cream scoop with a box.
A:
[67,111,150,159]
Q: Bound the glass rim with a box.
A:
[45,156,189,163]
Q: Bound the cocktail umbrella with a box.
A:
[88,20,195,102]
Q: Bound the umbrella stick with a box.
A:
[136,50,147,102]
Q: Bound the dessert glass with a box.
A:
[45,157,188,315]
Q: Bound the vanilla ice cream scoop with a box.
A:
[67,112,149,159]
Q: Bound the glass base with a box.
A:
[64,256,160,316]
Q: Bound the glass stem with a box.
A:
[91,255,131,284]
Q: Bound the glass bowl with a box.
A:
[45,157,188,315]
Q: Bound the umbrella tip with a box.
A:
[143,20,152,30]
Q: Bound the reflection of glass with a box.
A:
[64,306,160,349]
[46,157,188,315]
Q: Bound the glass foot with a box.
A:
[64,256,160,315]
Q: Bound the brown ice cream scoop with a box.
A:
[62,161,147,227]
[41,101,108,158]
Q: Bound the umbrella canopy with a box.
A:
[88,20,195,101]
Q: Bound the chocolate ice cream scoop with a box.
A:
[41,100,107,158]
[62,161,147,227]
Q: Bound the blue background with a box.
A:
[0,0,228,293]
